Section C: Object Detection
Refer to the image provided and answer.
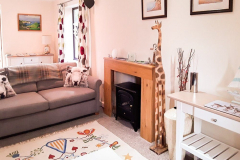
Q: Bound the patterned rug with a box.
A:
[0,121,148,160]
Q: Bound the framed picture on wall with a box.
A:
[142,0,167,20]
[190,0,233,15]
[18,14,42,31]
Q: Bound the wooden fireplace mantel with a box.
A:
[104,57,155,142]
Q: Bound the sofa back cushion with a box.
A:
[13,82,37,94]
[7,63,63,86]
[37,79,64,91]
[37,62,77,91]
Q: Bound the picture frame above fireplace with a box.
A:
[190,0,233,15]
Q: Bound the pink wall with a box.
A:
[0,0,56,65]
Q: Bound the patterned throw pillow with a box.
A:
[64,66,90,88]
[80,67,90,88]
[0,75,16,99]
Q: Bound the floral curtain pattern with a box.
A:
[0,7,3,68]
[58,4,65,63]
[78,0,89,68]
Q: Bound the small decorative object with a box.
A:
[205,100,240,118]
[42,35,51,54]
[228,66,240,105]
[0,75,16,99]
[150,20,168,155]
[127,52,136,62]
[64,66,89,88]
[111,49,118,59]
[84,0,95,9]
[142,0,167,20]
[150,44,157,65]
[18,14,41,31]
[177,48,195,91]
[164,107,193,160]
[148,57,151,64]
[190,72,198,93]
[191,0,233,15]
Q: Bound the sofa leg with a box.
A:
[95,112,99,115]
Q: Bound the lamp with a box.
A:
[228,66,240,105]
[42,35,51,54]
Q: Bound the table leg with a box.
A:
[176,102,185,160]
[193,117,202,160]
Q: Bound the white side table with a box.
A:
[168,91,240,160]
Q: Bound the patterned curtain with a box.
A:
[58,4,65,63]
[0,8,3,68]
[78,0,89,68]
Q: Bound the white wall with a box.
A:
[90,0,240,148]
[0,0,55,65]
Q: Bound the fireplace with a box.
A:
[115,82,141,132]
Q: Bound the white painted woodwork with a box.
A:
[176,101,186,160]
[198,140,220,154]
[182,133,204,146]
[229,152,240,160]
[181,133,240,160]
[169,92,240,160]
[6,55,53,66]
[195,108,240,134]
[8,57,24,66]
[40,56,53,64]
[182,103,193,115]
[214,147,238,160]
[190,137,212,150]
[24,57,39,64]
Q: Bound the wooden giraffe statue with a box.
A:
[150,20,168,155]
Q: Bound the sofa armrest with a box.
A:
[88,76,102,91]
[88,76,102,109]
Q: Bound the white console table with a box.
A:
[168,91,240,160]
[6,54,53,66]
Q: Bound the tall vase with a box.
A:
[164,107,193,160]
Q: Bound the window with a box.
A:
[72,7,78,60]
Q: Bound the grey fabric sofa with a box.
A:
[0,62,102,138]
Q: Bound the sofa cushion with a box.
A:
[13,82,37,94]
[38,87,95,109]
[0,92,49,120]
[37,79,64,91]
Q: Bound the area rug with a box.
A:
[0,121,148,160]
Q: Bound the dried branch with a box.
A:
[177,48,195,91]
[182,49,195,90]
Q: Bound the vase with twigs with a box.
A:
[177,48,195,91]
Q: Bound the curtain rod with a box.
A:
[57,0,74,5]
